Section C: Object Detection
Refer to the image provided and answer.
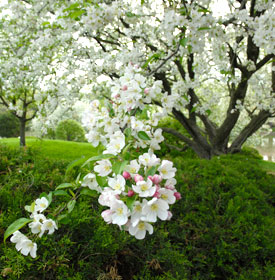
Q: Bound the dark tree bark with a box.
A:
[0,89,39,147]
[19,119,26,146]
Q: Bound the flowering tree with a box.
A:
[0,1,72,146]
[2,0,275,258]
[55,0,274,158]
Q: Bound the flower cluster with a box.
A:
[81,2,122,34]
[10,197,57,258]
[82,151,181,240]
[82,64,166,153]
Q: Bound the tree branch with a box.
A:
[154,72,171,95]
[229,110,271,153]
[255,54,274,72]
[161,127,194,146]
[174,59,186,80]
[147,43,181,77]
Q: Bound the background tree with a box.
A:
[56,119,86,142]
[56,0,274,158]
[0,1,69,146]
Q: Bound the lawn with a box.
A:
[0,137,100,161]
[1,137,275,173]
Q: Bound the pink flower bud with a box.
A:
[153,191,161,198]
[134,174,144,183]
[144,88,150,94]
[148,175,153,181]
[122,85,128,91]
[165,185,175,190]
[115,194,120,200]
[123,171,131,180]
[152,174,162,184]
[127,190,135,197]
[174,192,181,200]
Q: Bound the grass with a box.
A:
[0,137,100,161]
[1,137,275,173]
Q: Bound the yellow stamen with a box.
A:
[151,204,158,211]
[138,222,145,230]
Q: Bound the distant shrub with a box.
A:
[44,127,56,139]
[0,111,20,137]
[56,119,86,142]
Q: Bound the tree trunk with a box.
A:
[19,119,26,146]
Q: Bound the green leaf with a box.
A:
[126,11,136,17]
[80,188,98,197]
[206,109,212,116]
[40,192,48,199]
[138,131,151,141]
[4,218,32,243]
[96,175,107,187]
[198,8,211,13]
[220,70,232,75]
[198,26,211,31]
[191,107,197,113]
[42,21,50,26]
[124,128,132,138]
[67,200,76,213]
[123,151,131,161]
[122,143,131,158]
[63,3,79,12]
[53,190,70,197]
[82,154,114,168]
[112,160,129,175]
[146,165,158,177]
[24,202,35,213]
[141,53,162,69]
[56,183,73,190]
[126,196,136,211]
[267,59,275,64]
[75,172,81,184]
[180,37,188,47]
[66,157,86,176]
[47,192,53,205]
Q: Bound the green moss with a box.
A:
[0,145,274,279]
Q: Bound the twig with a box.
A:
[146,43,181,77]
[53,187,82,217]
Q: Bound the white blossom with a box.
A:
[34,197,49,213]
[133,179,156,197]
[94,159,112,177]
[129,221,153,240]
[142,198,169,222]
